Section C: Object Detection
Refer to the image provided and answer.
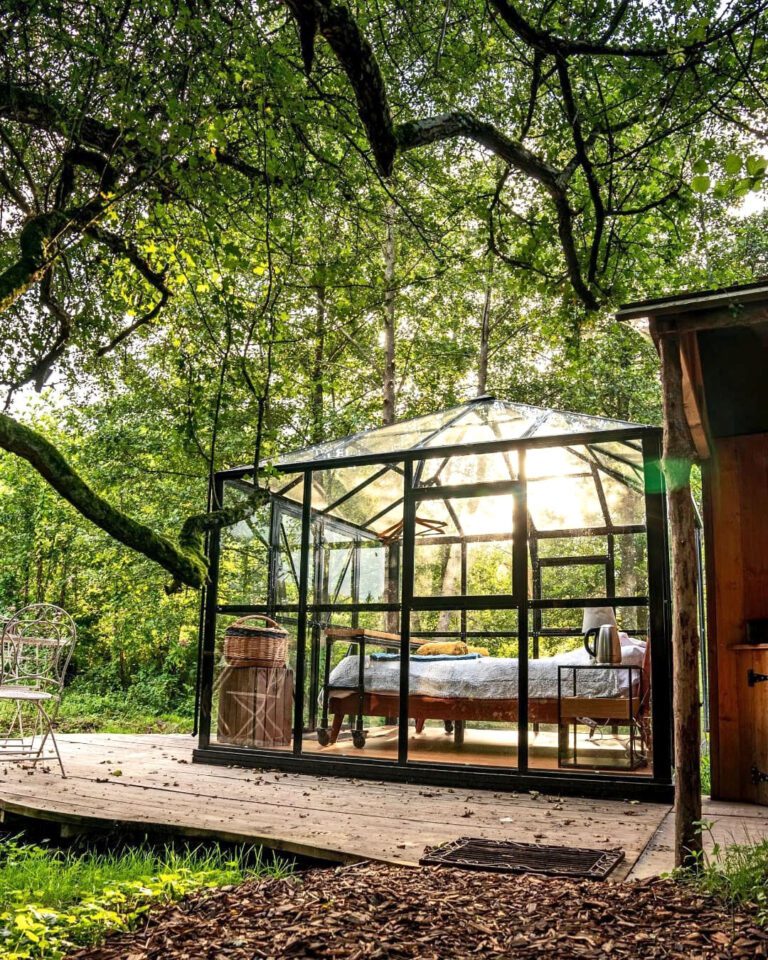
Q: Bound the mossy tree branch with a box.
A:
[0,412,266,593]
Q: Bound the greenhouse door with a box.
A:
[399,462,529,771]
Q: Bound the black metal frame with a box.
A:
[195,423,673,802]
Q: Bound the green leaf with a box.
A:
[746,155,768,177]
[733,178,751,198]
[691,175,710,193]
[692,159,709,175]
[723,154,742,176]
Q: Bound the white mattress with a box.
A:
[327,638,645,701]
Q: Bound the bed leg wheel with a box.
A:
[444,720,454,735]
[317,728,330,747]
[352,730,366,749]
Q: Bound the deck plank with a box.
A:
[0,733,693,879]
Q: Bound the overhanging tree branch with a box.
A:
[554,55,605,287]
[87,226,172,355]
[396,111,598,308]
[0,411,268,593]
[0,411,206,589]
[488,0,766,59]
[0,210,70,314]
[0,83,126,158]
[285,0,397,176]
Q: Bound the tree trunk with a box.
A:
[382,205,398,635]
[618,533,639,631]
[478,262,493,396]
[382,204,396,426]
[437,544,460,632]
[660,333,702,869]
[312,283,326,444]
[36,550,44,603]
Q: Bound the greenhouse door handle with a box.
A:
[751,766,768,785]
[747,669,768,687]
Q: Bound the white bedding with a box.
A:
[327,636,645,701]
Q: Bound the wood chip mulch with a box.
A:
[70,862,768,960]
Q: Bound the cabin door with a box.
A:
[707,433,768,804]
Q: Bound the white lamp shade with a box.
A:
[581,606,618,633]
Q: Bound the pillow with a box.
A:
[415,641,468,657]
[619,633,647,666]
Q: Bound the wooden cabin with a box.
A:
[618,281,768,805]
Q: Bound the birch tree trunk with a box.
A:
[382,206,398,636]
[311,283,326,444]
[382,204,396,426]
[477,262,493,396]
[659,332,702,868]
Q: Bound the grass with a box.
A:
[56,688,194,735]
[686,827,768,925]
[0,836,293,958]
[700,749,711,796]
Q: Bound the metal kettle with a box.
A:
[584,623,622,663]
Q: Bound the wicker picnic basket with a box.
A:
[223,615,289,668]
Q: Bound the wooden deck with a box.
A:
[0,734,765,881]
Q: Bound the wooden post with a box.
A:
[659,331,702,868]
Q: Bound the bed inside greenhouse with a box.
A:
[194,396,673,800]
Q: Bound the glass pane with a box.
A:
[277,405,475,464]
[303,612,402,762]
[599,473,646,526]
[531,535,611,603]
[274,510,304,605]
[312,464,404,535]
[589,440,645,490]
[270,399,643,468]
[408,609,520,768]
[268,471,305,510]
[615,534,650,625]
[528,408,635,438]
[527,604,652,775]
[217,482,271,606]
[528,474,605,531]
[309,462,404,605]
[540,563,607,600]
[316,533,391,606]
[413,492,516,599]
[416,450,518,487]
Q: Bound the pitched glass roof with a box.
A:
[260,397,651,538]
[274,396,644,468]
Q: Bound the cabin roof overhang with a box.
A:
[616,279,768,338]
[616,280,768,460]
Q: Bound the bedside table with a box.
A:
[557,663,646,771]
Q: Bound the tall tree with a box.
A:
[382,203,397,426]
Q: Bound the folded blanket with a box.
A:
[371,652,481,663]
[415,641,468,656]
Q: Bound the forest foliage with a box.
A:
[0,0,766,717]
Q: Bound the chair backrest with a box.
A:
[1,603,77,694]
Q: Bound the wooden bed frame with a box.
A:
[321,628,651,754]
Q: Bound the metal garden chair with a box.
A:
[0,603,76,777]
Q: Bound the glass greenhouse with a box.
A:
[195,396,673,800]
